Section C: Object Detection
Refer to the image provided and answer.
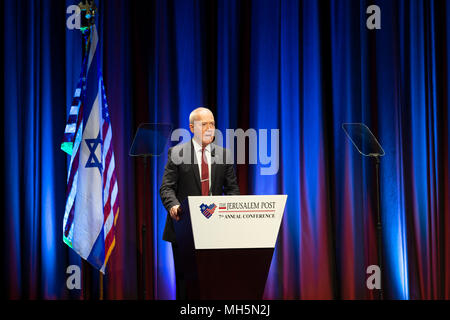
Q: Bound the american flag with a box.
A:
[62,24,119,274]
[99,74,119,269]
[61,73,86,156]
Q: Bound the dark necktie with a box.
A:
[201,146,209,196]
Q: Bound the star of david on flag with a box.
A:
[85,132,103,174]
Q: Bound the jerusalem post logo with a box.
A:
[199,203,217,219]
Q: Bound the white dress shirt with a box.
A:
[192,138,212,191]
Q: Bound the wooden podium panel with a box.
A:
[195,248,274,299]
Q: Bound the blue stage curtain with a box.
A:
[2,0,81,299]
[2,0,449,299]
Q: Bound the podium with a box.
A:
[173,194,287,299]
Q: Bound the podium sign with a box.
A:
[188,195,287,249]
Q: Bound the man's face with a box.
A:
[190,110,215,146]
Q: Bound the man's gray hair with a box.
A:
[189,107,213,124]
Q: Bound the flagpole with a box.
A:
[78,0,98,302]
[82,259,92,300]
[99,272,104,300]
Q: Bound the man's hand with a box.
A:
[169,205,181,221]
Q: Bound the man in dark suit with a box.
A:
[159,107,240,299]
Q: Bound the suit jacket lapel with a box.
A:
[190,139,202,193]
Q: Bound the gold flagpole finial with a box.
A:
[78,0,97,34]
